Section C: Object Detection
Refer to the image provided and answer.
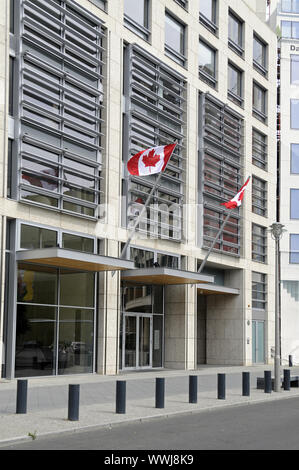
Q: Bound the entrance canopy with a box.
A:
[16,247,135,272]
[197,283,239,295]
[121,267,214,285]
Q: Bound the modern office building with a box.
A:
[0,0,277,379]
[268,0,299,365]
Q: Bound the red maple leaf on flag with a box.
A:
[142,149,160,168]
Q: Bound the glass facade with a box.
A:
[14,0,105,218]
[123,44,186,241]
[16,264,95,377]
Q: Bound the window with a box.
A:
[228,10,243,56]
[10,0,14,34]
[198,40,217,88]
[174,0,188,9]
[281,20,299,39]
[16,0,105,219]
[253,34,267,76]
[291,99,299,128]
[165,13,186,66]
[291,144,299,173]
[281,0,299,13]
[291,189,299,218]
[252,224,267,263]
[9,57,14,116]
[199,94,243,256]
[124,0,150,41]
[252,129,267,170]
[252,272,267,309]
[291,55,299,85]
[252,176,267,217]
[290,234,299,263]
[228,62,243,107]
[253,82,267,122]
[123,44,186,242]
[20,224,57,250]
[199,0,217,35]
[88,0,107,11]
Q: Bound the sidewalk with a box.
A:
[0,365,299,446]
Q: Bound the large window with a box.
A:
[281,0,299,13]
[291,55,299,85]
[252,176,267,217]
[252,272,267,310]
[253,82,267,122]
[291,143,299,173]
[253,34,267,77]
[291,189,299,218]
[291,99,299,128]
[198,39,217,88]
[252,129,267,171]
[228,62,243,107]
[252,224,267,263]
[199,94,244,256]
[290,234,299,263]
[15,0,105,219]
[199,0,217,35]
[123,44,186,241]
[16,264,95,377]
[228,10,243,56]
[165,12,186,66]
[281,20,299,39]
[124,0,150,41]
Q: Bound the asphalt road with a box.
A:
[2,395,299,452]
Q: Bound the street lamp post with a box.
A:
[269,222,285,393]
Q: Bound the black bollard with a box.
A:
[116,380,126,414]
[242,372,250,397]
[217,373,226,400]
[155,377,165,408]
[283,369,291,391]
[264,370,272,393]
[189,375,198,404]
[16,379,28,414]
[289,355,293,367]
[68,384,80,421]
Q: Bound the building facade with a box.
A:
[268,0,299,365]
[0,0,277,379]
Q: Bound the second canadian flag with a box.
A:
[221,176,251,209]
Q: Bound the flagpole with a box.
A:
[111,145,176,277]
[198,211,231,274]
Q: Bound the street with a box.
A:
[2,395,299,451]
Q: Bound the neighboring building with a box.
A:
[268,0,299,365]
[0,0,277,379]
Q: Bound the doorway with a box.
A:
[123,314,153,369]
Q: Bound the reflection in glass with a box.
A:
[15,305,56,377]
[20,224,57,250]
[199,41,216,78]
[62,233,94,253]
[17,264,57,305]
[123,285,152,313]
[165,14,184,55]
[60,271,94,308]
[124,316,137,367]
[58,308,94,374]
[139,316,151,367]
[124,0,148,27]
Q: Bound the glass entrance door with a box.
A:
[123,314,152,369]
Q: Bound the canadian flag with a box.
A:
[127,143,177,176]
[221,176,251,209]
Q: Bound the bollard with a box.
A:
[264,370,272,393]
[155,377,165,409]
[289,355,293,367]
[68,384,80,421]
[16,379,28,414]
[242,372,250,397]
[116,380,126,414]
[189,375,198,404]
[217,373,226,400]
[283,369,291,391]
